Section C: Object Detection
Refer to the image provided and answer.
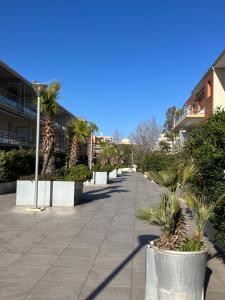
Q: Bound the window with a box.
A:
[207,80,212,97]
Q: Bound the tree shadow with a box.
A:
[81,187,129,204]
[84,234,159,300]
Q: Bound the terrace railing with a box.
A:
[0,130,35,148]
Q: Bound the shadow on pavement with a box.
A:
[84,234,159,300]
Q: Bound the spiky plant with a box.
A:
[67,118,89,168]
[87,122,98,169]
[40,81,60,176]
[183,191,225,242]
[137,192,187,250]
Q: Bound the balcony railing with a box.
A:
[174,106,205,128]
[0,130,35,148]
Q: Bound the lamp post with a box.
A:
[32,82,47,209]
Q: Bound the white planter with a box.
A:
[52,181,83,206]
[109,169,117,179]
[16,180,51,206]
[16,180,83,207]
[121,167,129,172]
[117,169,122,175]
[94,172,108,185]
[146,242,208,300]
[0,181,16,195]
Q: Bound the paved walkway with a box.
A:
[0,173,224,299]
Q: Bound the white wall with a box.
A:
[213,70,225,111]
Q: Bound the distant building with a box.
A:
[172,50,225,148]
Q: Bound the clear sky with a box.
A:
[1,0,225,136]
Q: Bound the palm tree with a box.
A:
[40,81,60,176]
[87,122,98,169]
[67,118,89,168]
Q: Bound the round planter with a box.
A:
[146,240,208,300]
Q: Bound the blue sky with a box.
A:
[1,0,225,136]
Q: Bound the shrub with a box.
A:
[0,149,38,183]
[99,164,114,174]
[184,109,225,247]
[64,164,92,182]
[138,151,183,173]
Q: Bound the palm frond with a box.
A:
[148,170,179,192]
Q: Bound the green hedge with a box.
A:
[184,109,225,247]
[138,151,183,173]
[0,149,38,183]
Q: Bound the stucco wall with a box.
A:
[213,69,225,111]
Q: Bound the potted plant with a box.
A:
[53,164,92,206]
[137,164,222,300]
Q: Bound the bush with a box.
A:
[99,164,114,174]
[64,164,92,182]
[138,151,183,173]
[184,109,225,247]
[0,149,38,183]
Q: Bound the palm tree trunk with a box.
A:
[41,116,55,176]
[68,137,79,168]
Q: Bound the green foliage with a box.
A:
[67,118,89,143]
[99,164,114,174]
[0,149,38,183]
[184,109,225,246]
[64,164,92,182]
[179,238,203,251]
[138,151,183,173]
[40,81,60,117]
[159,140,170,152]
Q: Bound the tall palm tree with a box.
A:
[40,81,60,176]
[87,122,98,169]
[67,118,89,168]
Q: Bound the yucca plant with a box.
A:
[40,81,60,176]
[183,191,225,243]
[67,118,89,168]
[137,192,187,250]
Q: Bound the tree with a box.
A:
[40,81,60,176]
[87,122,98,169]
[164,106,176,132]
[130,117,161,154]
[112,129,123,144]
[67,118,89,168]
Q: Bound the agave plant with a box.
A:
[67,118,89,168]
[40,81,60,176]
[137,192,187,250]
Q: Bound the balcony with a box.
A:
[0,130,35,148]
[173,106,205,132]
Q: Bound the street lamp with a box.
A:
[32,82,47,210]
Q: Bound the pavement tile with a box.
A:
[61,246,98,258]
[40,267,88,283]
[78,285,131,300]
[0,266,48,283]
[13,254,57,267]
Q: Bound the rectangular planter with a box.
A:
[0,181,16,195]
[16,180,51,206]
[117,169,122,175]
[94,172,108,185]
[121,167,129,172]
[16,180,83,207]
[52,181,83,206]
[109,169,117,179]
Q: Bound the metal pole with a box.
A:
[34,93,41,208]
[89,132,93,170]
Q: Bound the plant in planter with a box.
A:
[137,163,218,300]
[64,164,92,182]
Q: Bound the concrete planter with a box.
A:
[94,172,108,185]
[109,169,117,179]
[52,181,83,206]
[121,167,129,172]
[0,181,16,195]
[16,180,83,207]
[146,241,208,300]
[16,180,51,206]
[117,169,122,175]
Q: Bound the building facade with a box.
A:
[173,50,225,147]
[0,60,74,153]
